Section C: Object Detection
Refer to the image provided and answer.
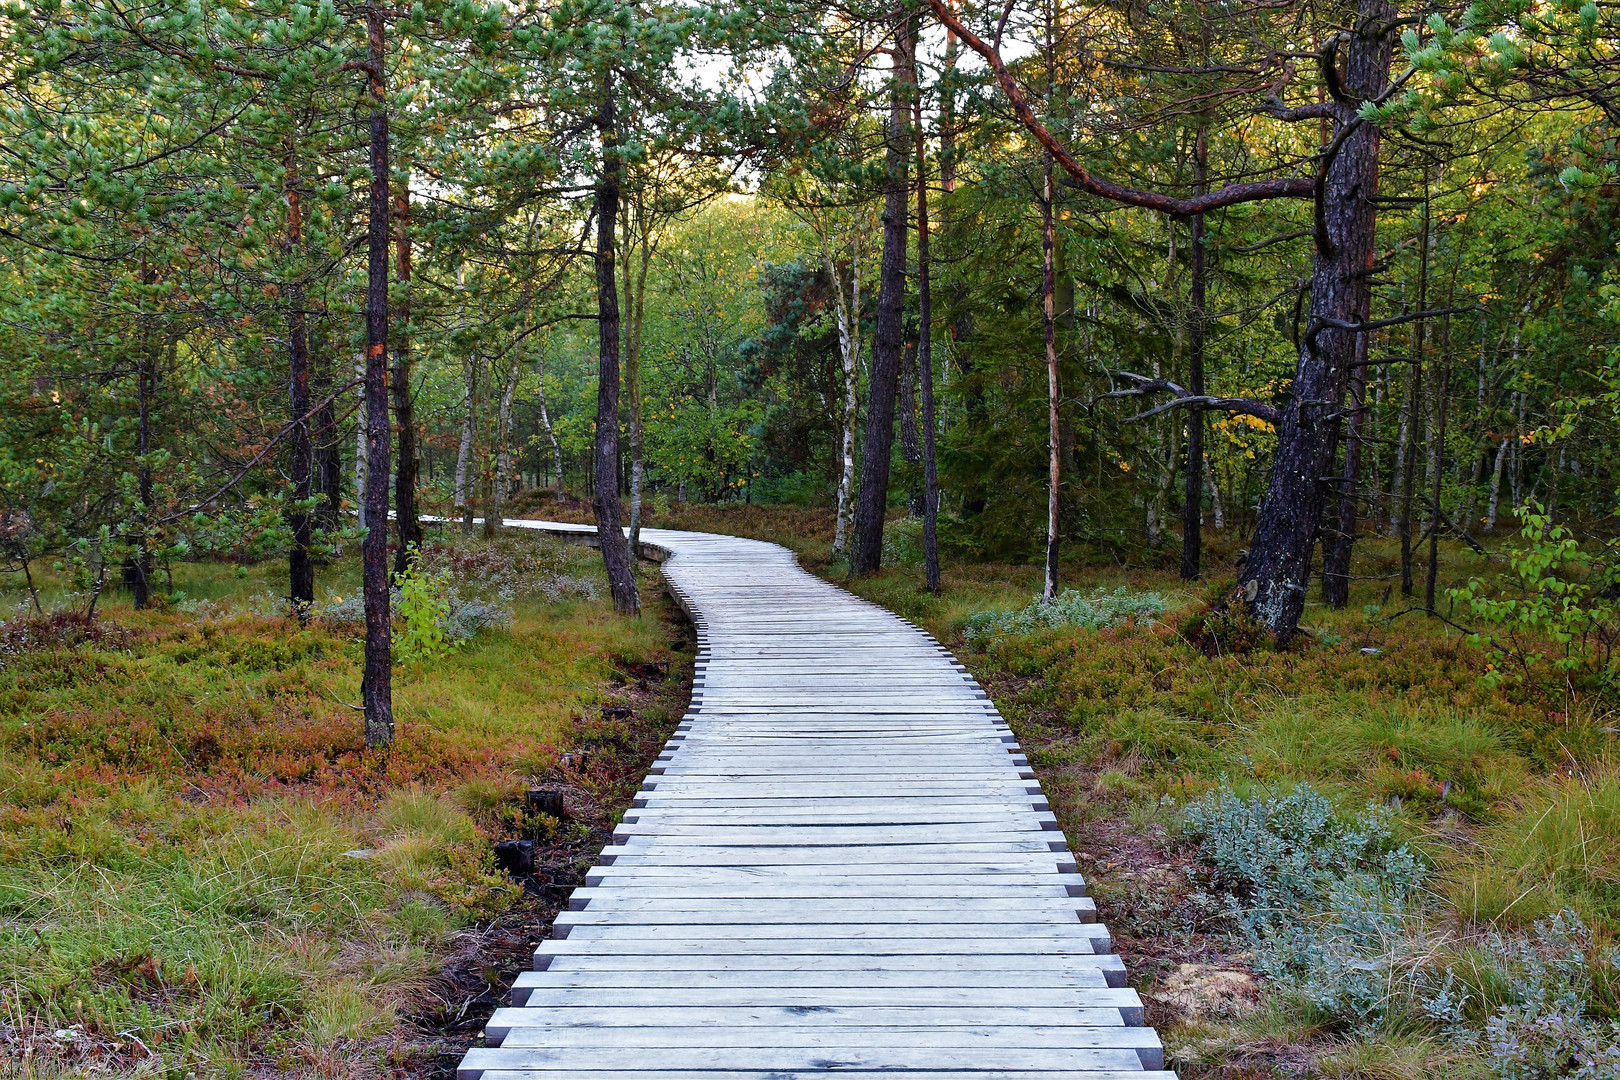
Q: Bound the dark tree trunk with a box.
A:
[1181,127,1207,582]
[1401,193,1430,596]
[850,18,915,574]
[285,155,315,617]
[1238,0,1394,639]
[1322,330,1368,607]
[392,175,421,573]
[593,74,640,615]
[362,3,394,747]
[915,91,940,595]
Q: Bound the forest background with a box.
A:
[4,0,1620,1075]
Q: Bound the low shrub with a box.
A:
[963,586,1166,644]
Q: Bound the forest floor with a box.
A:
[591,498,1620,1080]
[0,529,693,1078]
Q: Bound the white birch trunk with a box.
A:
[491,353,521,532]
[823,234,863,556]
[455,352,476,533]
[535,352,563,493]
[353,354,368,531]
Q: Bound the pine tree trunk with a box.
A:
[593,73,640,615]
[850,17,915,574]
[1239,0,1394,639]
[392,175,421,572]
[361,2,394,747]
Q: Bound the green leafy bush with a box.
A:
[1451,503,1620,688]
[393,555,455,665]
[963,586,1166,644]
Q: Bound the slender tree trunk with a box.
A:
[850,17,915,574]
[535,345,564,493]
[825,236,863,556]
[354,354,368,532]
[1041,151,1061,600]
[1401,196,1430,595]
[1426,361,1451,612]
[285,153,315,616]
[915,91,940,594]
[362,3,394,747]
[1239,0,1394,638]
[312,325,342,538]
[1181,126,1207,582]
[392,175,421,573]
[455,350,476,533]
[899,337,923,516]
[626,221,651,549]
[492,354,521,531]
[130,313,155,610]
[593,74,639,614]
[1486,433,1509,530]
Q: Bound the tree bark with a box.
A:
[850,17,915,574]
[392,175,421,573]
[594,73,640,615]
[362,2,394,748]
[1238,0,1394,639]
[1181,126,1207,582]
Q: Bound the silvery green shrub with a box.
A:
[963,587,1166,644]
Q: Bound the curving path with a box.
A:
[459,521,1171,1080]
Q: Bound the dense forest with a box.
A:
[7,0,1620,725]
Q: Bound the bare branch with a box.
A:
[1097,373,1280,426]
[923,0,1314,217]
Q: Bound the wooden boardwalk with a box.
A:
[461,521,1170,1080]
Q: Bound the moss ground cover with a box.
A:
[0,529,691,1078]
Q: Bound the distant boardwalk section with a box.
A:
[460,520,1173,1080]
